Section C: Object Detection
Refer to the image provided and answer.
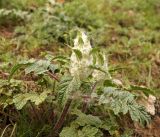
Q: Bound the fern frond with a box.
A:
[99,87,151,125]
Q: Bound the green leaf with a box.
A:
[89,47,100,55]
[9,59,35,81]
[89,65,106,73]
[81,125,102,137]
[97,53,104,65]
[103,80,117,87]
[78,36,84,45]
[53,56,70,64]
[13,91,51,110]
[60,127,78,137]
[99,87,151,125]
[45,54,54,61]
[60,122,102,137]
[72,109,102,127]
[34,90,51,105]
[58,75,81,104]
[66,76,81,96]
[13,94,29,110]
[25,60,50,75]
[58,75,73,103]
[129,104,151,125]
[130,85,154,96]
[101,116,119,136]
[90,47,101,65]
[73,49,82,60]
[48,64,59,73]
[9,64,24,81]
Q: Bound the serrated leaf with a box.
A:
[100,87,151,125]
[13,94,29,110]
[25,60,50,75]
[81,125,101,137]
[66,76,81,96]
[13,91,50,110]
[58,75,72,103]
[60,127,78,137]
[129,104,151,125]
[35,90,51,105]
[58,75,81,104]
[72,109,102,127]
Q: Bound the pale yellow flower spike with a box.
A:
[70,30,93,80]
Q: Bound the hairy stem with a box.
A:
[47,71,60,82]
[82,82,97,113]
[49,98,72,137]
[30,102,43,123]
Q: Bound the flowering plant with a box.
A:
[3,30,152,137]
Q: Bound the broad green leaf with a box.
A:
[58,75,81,104]
[13,91,51,110]
[60,127,78,137]
[65,75,81,97]
[72,109,102,127]
[25,60,50,75]
[81,126,102,137]
[58,75,73,103]
[13,94,29,110]
[34,90,51,105]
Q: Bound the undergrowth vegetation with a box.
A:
[13,0,106,47]
[0,0,160,137]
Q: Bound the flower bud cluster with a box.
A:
[69,30,110,81]
[92,54,109,81]
[70,31,93,80]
